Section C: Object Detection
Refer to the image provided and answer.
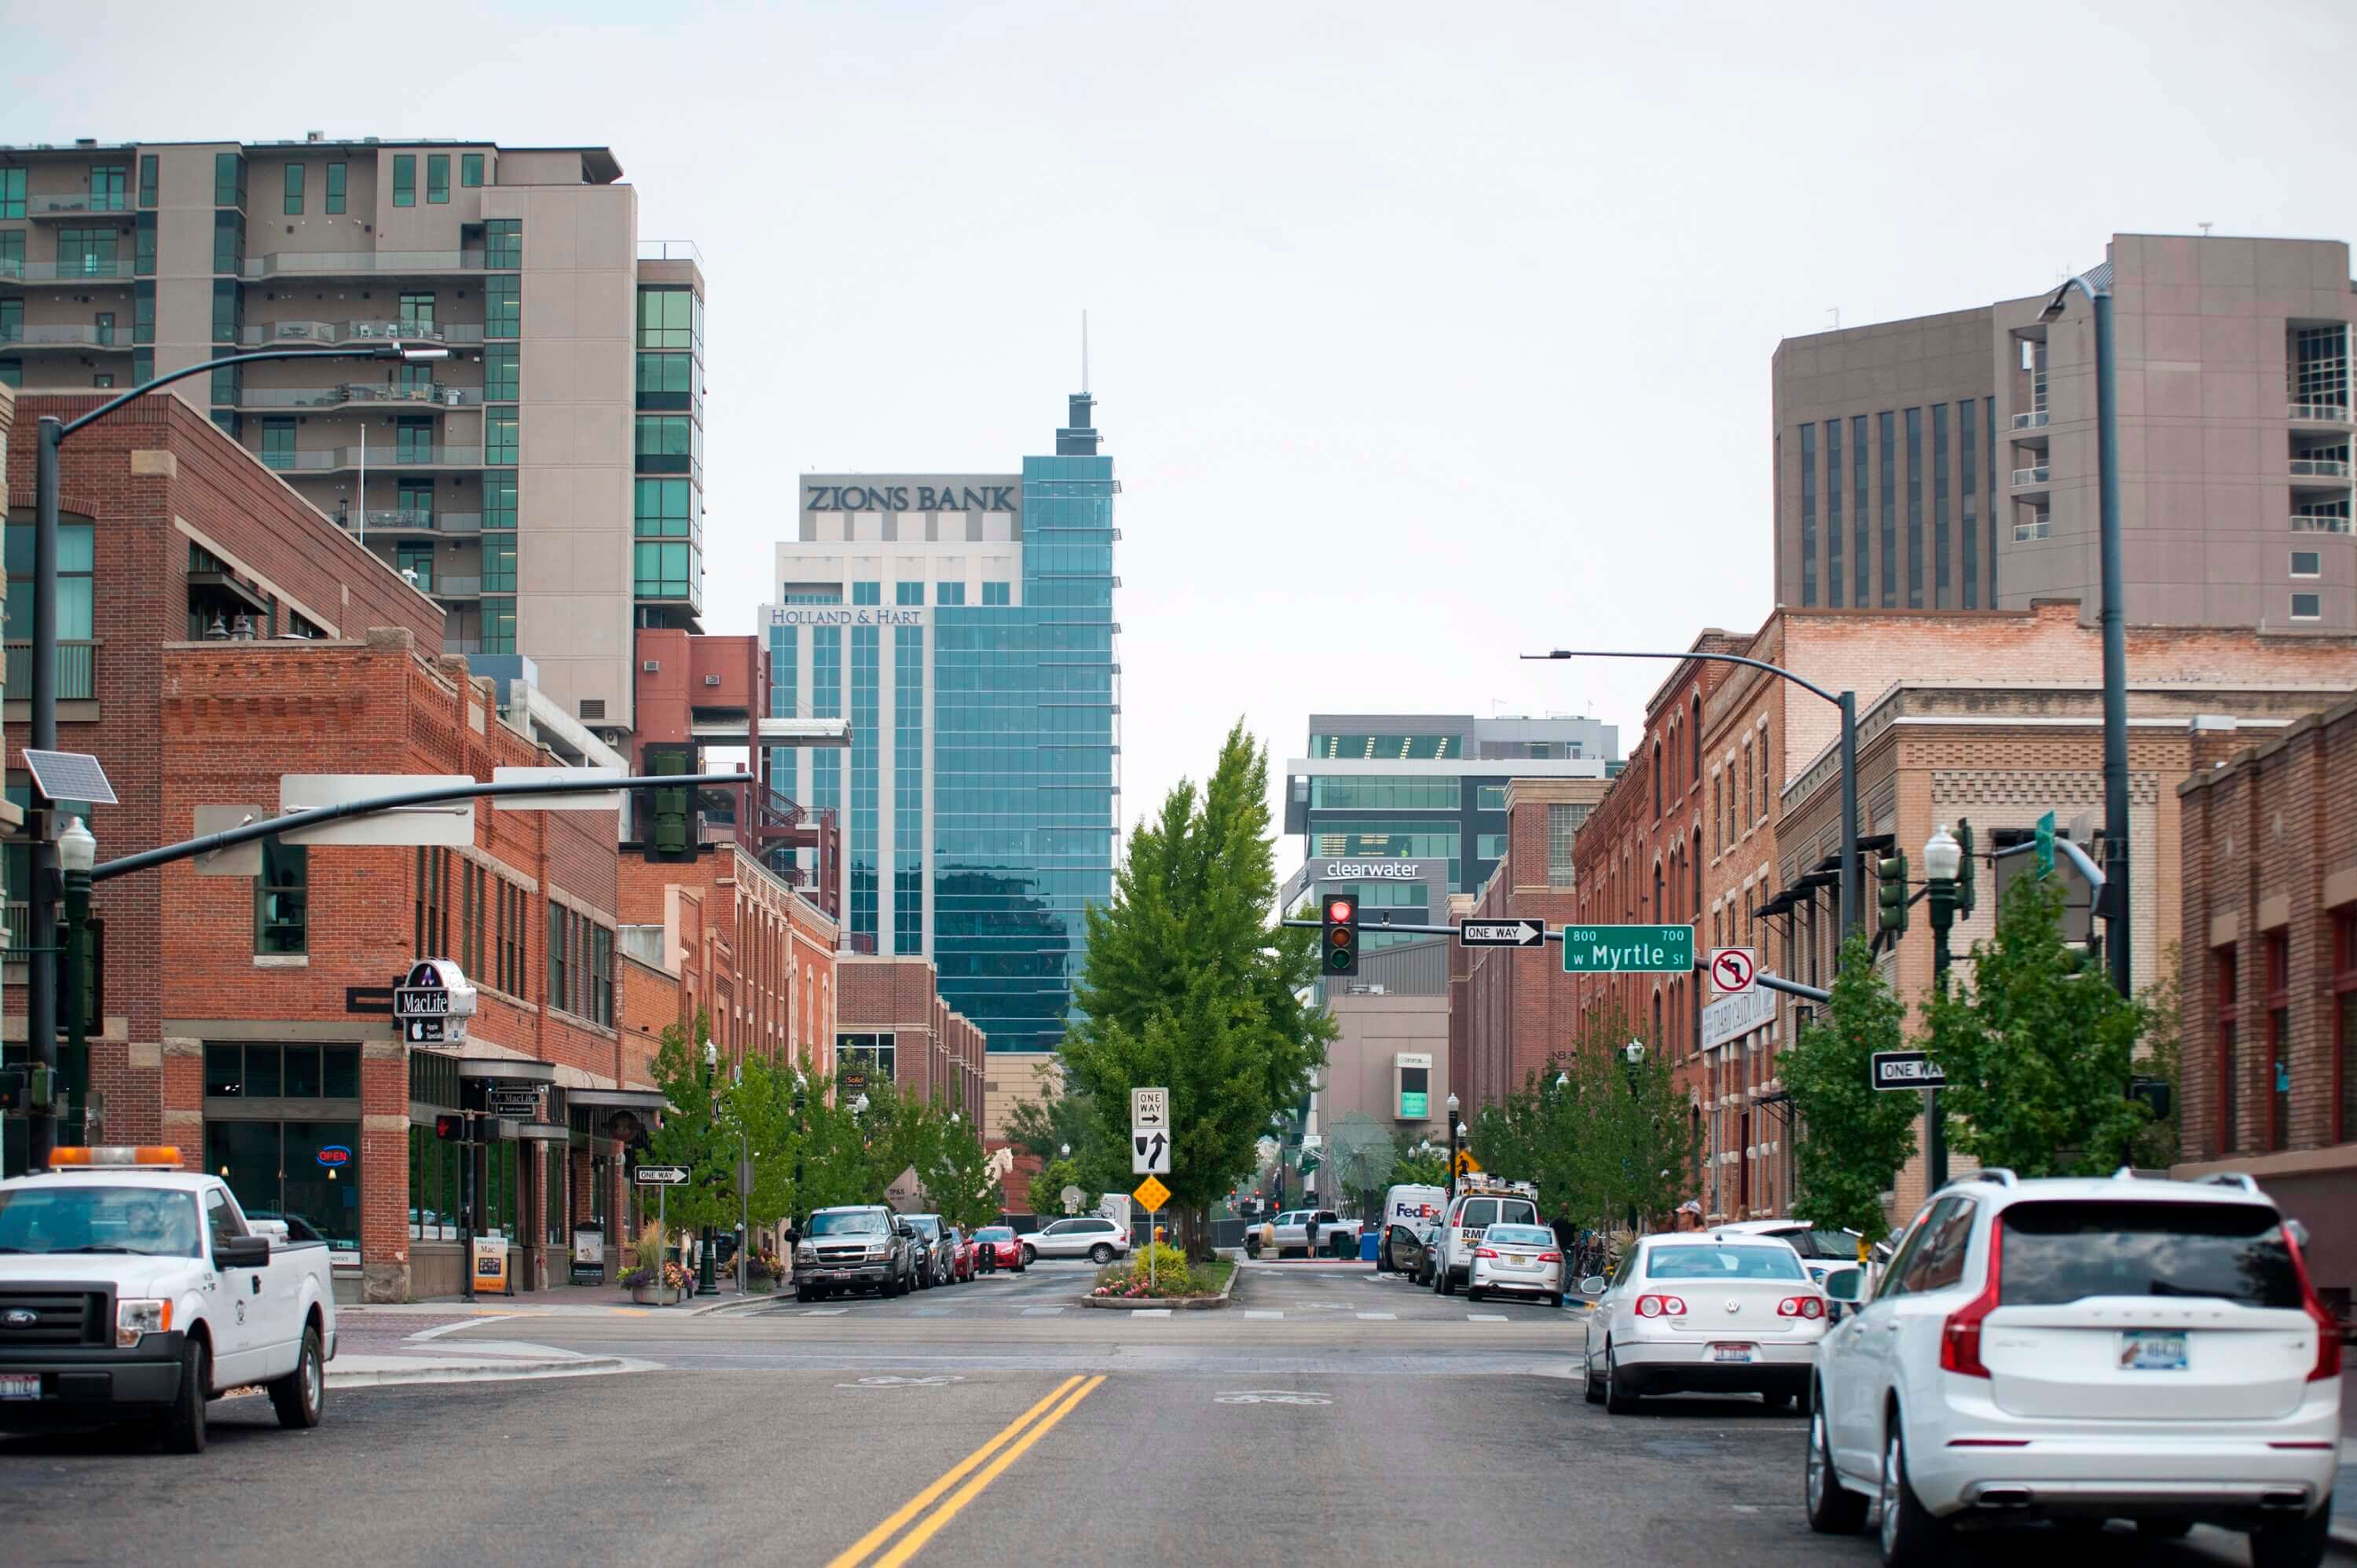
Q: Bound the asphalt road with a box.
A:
[0,1261,2320,1568]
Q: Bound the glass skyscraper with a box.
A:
[765,394,1118,1053]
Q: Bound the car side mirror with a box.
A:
[1822,1266,1864,1303]
[894,1222,913,1238]
[216,1234,271,1270]
[2284,1218,2310,1249]
[1578,1275,1607,1297]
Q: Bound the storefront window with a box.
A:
[203,1118,360,1254]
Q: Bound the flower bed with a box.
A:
[1087,1243,1227,1302]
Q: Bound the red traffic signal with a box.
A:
[1321,893,1359,976]
[1326,897,1355,924]
[434,1112,467,1141]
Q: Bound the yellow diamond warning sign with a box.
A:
[1132,1174,1171,1212]
[1453,1149,1483,1177]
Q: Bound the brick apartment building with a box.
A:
[836,954,984,1123]
[2174,696,2357,1317]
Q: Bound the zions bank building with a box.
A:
[764,394,1117,1053]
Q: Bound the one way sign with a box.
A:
[1457,918,1545,949]
[1131,1127,1171,1175]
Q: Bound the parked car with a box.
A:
[1390,1220,1440,1285]
[1427,1185,1543,1295]
[941,1225,979,1282]
[973,1225,1025,1273]
[1375,1184,1446,1272]
[904,1214,955,1289]
[1021,1214,1129,1266]
[0,1147,335,1452]
[1467,1222,1565,1306]
[1581,1229,1827,1413]
[794,1205,919,1300]
[1242,1209,1346,1260]
[1805,1169,2341,1567]
[1714,1218,1862,1289]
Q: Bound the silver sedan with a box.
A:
[1465,1222,1565,1306]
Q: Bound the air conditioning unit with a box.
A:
[703,674,722,687]
[640,660,660,672]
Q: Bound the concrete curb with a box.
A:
[326,1355,630,1388]
[1077,1260,1240,1311]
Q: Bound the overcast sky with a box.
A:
[9,0,2355,871]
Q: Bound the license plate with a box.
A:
[1710,1343,1757,1364]
[1508,1255,1530,1265]
[0,1374,39,1401]
[2119,1330,2188,1372]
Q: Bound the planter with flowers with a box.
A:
[621,1259,691,1306]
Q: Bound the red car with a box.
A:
[944,1226,980,1282]
[973,1225,1025,1273]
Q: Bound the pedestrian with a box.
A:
[1676,1199,1703,1233]
[1302,1211,1320,1260]
[783,1218,801,1282]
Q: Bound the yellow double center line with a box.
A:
[827,1374,1106,1568]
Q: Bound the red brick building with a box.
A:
[836,954,984,1122]
[2174,694,2357,1318]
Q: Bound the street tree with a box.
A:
[643,1015,735,1236]
[1387,1144,1449,1190]
[1925,873,2150,1178]
[1783,936,1919,1240]
[1028,1156,1092,1218]
[1323,1112,1398,1218]
[918,1113,1001,1232]
[1059,722,1332,1260]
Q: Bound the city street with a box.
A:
[0,1261,2329,1568]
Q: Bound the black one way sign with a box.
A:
[1458,918,1545,949]
[1871,1051,1949,1090]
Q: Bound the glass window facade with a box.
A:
[850,625,880,944]
[894,625,925,955]
[1307,775,1461,810]
[214,152,245,208]
[937,581,966,606]
[462,152,485,188]
[981,581,1010,606]
[636,287,700,352]
[283,161,303,215]
[1932,403,1950,608]
[1959,397,1978,610]
[896,581,925,606]
[633,541,698,601]
[1798,423,1816,606]
[1877,411,1897,607]
[1309,732,1466,760]
[1905,406,1924,608]
[486,408,519,466]
[0,168,25,218]
[255,838,307,954]
[634,478,695,537]
[484,219,521,270]
[634,415,696,478]
[391,154,415,207]
[484,276,519,339]
[324,163,346,214]
[852,581,882,605]
[1475,784,1508,811]
[426,155,450,203]
[1851,414,1869,607]
[1825,417,1843,607]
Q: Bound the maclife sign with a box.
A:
[1560,925,1695,974]
[392,959,478,1045]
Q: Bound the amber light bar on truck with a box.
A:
[47,1146,184,1167]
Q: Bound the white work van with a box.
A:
[0,1147,336,1452]
[1375,1183,1446,1272]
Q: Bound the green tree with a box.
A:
[1925,873,2150,1177]
[1783,937,1919,1240]
[917,1113,1001,1232]
[1058,722,1333,1258]
[643,1015,734,1234]
[1028,1156,1091,1218]
[2128,947,2185,1171]
[1387,1145,1449,1189]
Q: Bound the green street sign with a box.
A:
[2034,810,2056,876]
[1560,924,1695,974]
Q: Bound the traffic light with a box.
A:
[1877,852,1910,937]
[0,1068,24,1113]
[434,1112,468,1141]
[640,746,695,863]
[1953,819,1977,919]
[1321,893,1358,976]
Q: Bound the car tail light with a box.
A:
[1634,1294,1686,1318]
[1473,1247,1499,1260]
[1776,1295,1826,1320]
[2283,1223,2344,1382]
[1538,1252,1563,1264]
[1940,1215,2003,1379]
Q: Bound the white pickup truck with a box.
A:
[0,1148,335,1452]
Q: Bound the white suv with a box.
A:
[1021,1216,1130,1265]
[1806,1169,2341,1567]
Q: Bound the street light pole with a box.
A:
[56,816,96,1149]
[1444,1092,1461,1202]
[1526,649,1863,940]
[1922,825,1961,1192]
[24,342,453,1168]
[700,1039,721,1295]
[2040,274,2131,996]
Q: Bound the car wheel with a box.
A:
[1762,1390,1797,1413]
[1548,1293,1564,1310]
[1803,1398,1869,1534]
[1378,1242,1393,1273]
[1603,1342,1640,1415]
[2248,1493,2332,1568]
[1089,1244,1114,1265]
[1022,1244,1039,1267]
[796,1284,813,1303]
[1465,1285,1484,1303]
[269,1323,325,1430]
[1439,1266,1457,1297]
[158,1335,209,1454]
[1877,1421,1951,1566]
[1583,1350,1605,1405]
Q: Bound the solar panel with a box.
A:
[23,750,119,806]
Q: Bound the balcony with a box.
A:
[0,324,136,350]
[2010,465,2051,489]
[2290,514,2354,535]
[2289,458,2353,482]
[341,510,481,537]
[428,576,483,599]
[236,383,476,411]
[239,250,486,281]
[2011,410,2050,430]
[2288,402,2352,426]
[241,319,486,349]
[26,192,134,220]
[0,258,137,283]
[260,445,482,474]
[3,639,98,701]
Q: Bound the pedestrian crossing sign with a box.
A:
[1453,1149,1483,1177]
[1133,1174,1171,1213]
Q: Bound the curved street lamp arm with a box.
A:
[1520,647,1842,709]
[55,343,441,441]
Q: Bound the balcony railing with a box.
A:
[2289,458,2353,480]
[429,576,483,598]
[239,250,485,280]
[0,324,135,348]
[343,510,482,536]
[260,445,482,472]
[2290,514,2354,534]
[2011,410,2050,429]
[3,639,98,701]
[2010,465,2051,487]
[241,319,486,348]
[237,383,474,410]
[2288,402,2352,424]
[27,192,132,217]
[0,258,137,281]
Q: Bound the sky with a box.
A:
[9,0,2355,875]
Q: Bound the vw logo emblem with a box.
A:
[1725,1299,1740,1314]
[2,1309,35,1328]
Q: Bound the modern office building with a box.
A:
[0,134,704,738]
[1771,232,2355,632]
[763,393,1119,1053]
[1281,713,1617,945]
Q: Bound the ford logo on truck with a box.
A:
[3,1310,34,1328]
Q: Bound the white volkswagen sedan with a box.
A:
[1581,1231,1827,1413]
[1805,1170,2341,1568]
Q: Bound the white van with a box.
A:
[1375,1184,1446,1273]
[1427,1184,1543,1295]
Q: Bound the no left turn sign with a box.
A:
[1709,947,1758,995]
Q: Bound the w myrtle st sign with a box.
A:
[1560,924,1695,974]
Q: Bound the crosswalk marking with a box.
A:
[1467,1313,1508,1322]
[1243,1310,1285,1319]
[1021,1306,1065,1316]
[799,1307,849,1317]
[1355,1312,1397,1321]
[1131,1309,1172,1318]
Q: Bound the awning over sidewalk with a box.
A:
[567,1087,669,1112]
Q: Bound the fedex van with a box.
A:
[1376,1183,1446,1273]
